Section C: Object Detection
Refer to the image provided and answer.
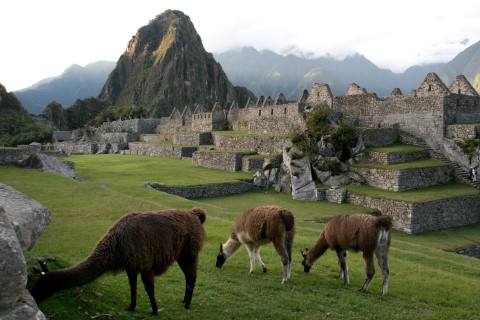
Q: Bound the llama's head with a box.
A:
[30,260,57,303]
[216,244,227,268]
[301,249,312,272]
[31,271,55,303]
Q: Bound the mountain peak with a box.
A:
[99,10,254,117]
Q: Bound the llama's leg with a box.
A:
[361,252,375,293]
[272,239,290,283]
[284,232,294,280]
[178,255,198,309]
[375,246,389,296]
[126,269,138,312]
[141,270,158,315]
[245,244,256,273]
[336,249,349,286]
[253,247,267,273]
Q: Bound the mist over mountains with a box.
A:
[11,32,480,114]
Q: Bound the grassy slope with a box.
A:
[1,155,479,320]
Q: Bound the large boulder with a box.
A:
[20,153,76,179]
[283,148,318,201]
[0,184,50,319]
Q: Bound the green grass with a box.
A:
[1,155,480,320]
[345,182,480,202]
[366,143,425,153]
[352,158,447,169]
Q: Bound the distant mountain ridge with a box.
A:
[13,60,115,114]
[214,47,446,99]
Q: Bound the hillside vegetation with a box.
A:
[1,155,479,320]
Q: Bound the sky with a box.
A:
[2,0,480,91]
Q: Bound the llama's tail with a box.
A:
[189,207,207,224]
[376,214,393,231]
[279,209,295,233]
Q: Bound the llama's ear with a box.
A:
[219,243,223,253]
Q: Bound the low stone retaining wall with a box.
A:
[152,181,253,199]
[0,145,43,164]
[353,166,452,191]
[140,134,173,142]
[127,143,197,158]
[173,132,213,145]
[360,127,399,147]
[446,124,480,139]
[0,148,25,164]
[192,150,255,171]
[212,134,291,155]
[54,142,98,154]
[347,192,480,234]
[99,132,139,144]
[368,150,429,164]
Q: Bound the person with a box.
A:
[469,166,477,182]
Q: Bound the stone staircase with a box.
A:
[399,132,480,189]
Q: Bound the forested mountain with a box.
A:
[0,83,51,146]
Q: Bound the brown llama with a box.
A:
[216,205,295,283]
[301,213,392,296]
[31,208,207,315]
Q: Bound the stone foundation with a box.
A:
[127,143,197,158]
[151,181,253,199]
[353,166,452,191]
[192,150,255,172]
[347,192,480,233]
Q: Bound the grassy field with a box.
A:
[1,154,480,320]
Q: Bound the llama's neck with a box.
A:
[306,233,329,264]
[48,252,112,293]
[222,236,242,258]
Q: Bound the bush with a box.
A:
[305,106,332,141]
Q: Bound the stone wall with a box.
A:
[99,132,139,144]
[127,143,197,158]
[360,127,399,147]
[248,102,306,135]
[0,148,25,164]
[353,166,452,192]
[213,133,291,155]
[347,192,480,234]
[54,142,98,154]
[152,181,253,199]
[172,132,213,145]
[368,150,430,164]
[446,124,480,139]
[0,144,43,164]
[140,134,173,142]
[192,150,254,171]
[95,118,161,135]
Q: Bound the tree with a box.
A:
[42,101,67,130]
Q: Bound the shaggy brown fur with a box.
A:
[31,208,207,315]
[216,205,295,283]
[302,214,392,296]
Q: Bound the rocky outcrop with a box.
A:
[283,148,318,201]
[20,153,76,179]
[0,183,50,319]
